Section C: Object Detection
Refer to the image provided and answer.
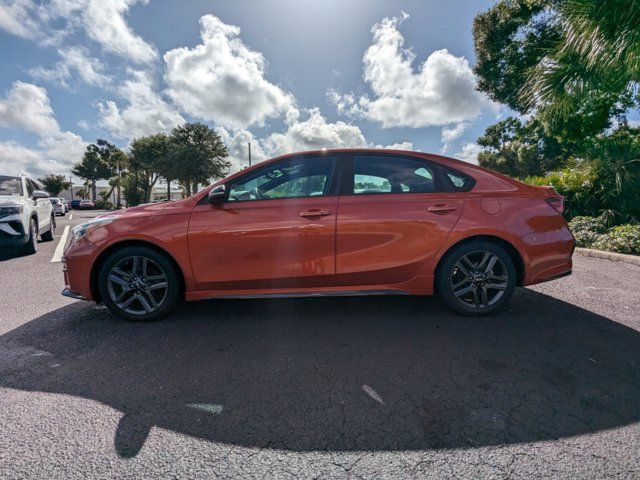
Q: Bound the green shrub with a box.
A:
[592,225,640,255]
[95,199,115,210]
[568,215,608,247]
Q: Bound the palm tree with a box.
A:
[523,0,640,113]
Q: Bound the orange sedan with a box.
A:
[62,149,574,321]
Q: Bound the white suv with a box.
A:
[0,174,55,254]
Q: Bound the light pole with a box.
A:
[69,176,74,200]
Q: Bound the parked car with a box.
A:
[0,174,55,254]
[70,199,81,209]
[49,197,66,216]
[62,149,575,321]
[79,199,95,210]
[60,198,70,212]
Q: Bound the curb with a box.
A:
[575,247,640,266]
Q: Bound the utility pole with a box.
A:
[69,176,74,200]
[248,142,252,167]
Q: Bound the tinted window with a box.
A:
[445,169,475,192]
[228,156,336,202]
[0,176,22,196]
[353,156,436,194]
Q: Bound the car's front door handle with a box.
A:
[300,208,331,218]
[427,204,458,214]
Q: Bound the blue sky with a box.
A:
[0,0,503,181]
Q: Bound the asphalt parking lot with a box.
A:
[1,210,639,478]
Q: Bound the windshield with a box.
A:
[0,176,22,196]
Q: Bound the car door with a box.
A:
[336,154,464,286]
[25,179,49,229]
[188,154,339,292]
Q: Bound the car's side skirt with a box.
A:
[200,289,411,301]
[185,274,435,302]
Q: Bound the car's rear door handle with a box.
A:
[300,208,331,218]
[427,204,458,214]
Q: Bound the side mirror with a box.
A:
[207,184,227,204]
[32,190,49,200]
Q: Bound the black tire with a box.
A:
[98,246,180,322]
[436,241,516,316]
[41,216,55,242]
[23,218,38,255]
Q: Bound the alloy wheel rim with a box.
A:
[107,256,168,315]
[449,251,508,310]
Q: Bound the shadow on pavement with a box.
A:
[0,246,36,262]
[1,289,639,457]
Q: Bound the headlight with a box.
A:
[0,203,23,215]
[71,216,116,241]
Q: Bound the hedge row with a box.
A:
[569,216,640,255]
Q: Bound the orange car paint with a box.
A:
[63,149,574,302]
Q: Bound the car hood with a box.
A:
[0,195,24,205]
[96,200,190,221]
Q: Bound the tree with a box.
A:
[523,0,640,116]
[477,117,566,178]
[72,141,113,201]
[473,0,639,180]
[122,172,145,207]
[130,134,169,203]
[168,123,230,197]
[107,149,128,208]
[38,174,71,197]
[473,0,561,112]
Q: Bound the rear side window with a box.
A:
[444,169,475,192]
[352,155,437,194]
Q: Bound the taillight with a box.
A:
[545,196,564,214]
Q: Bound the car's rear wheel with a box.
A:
[98,246,180,322]
[436,241,516,316]
[41,215,55,242]
[23,218,38,255]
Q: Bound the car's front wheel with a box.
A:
[98,246,180,322]
[436,241,516,316]
[23,218,38,255]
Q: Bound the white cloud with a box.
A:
[456,143,483,165]
[0,81,86,177]
[164,14,295,129]
[216,127,267,172]
[0,0,156,62]
[441,122,468,151]
[0,0,42,38]
[261,108,368,156]
[30,46,112,87]
[373,141,414,150]
[98,70,184,140]
[218,109,415,174]
[50,0,157,63]
[0,81,60,134]
[329,12,496,128]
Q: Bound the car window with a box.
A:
[352,155,436,195]
[0,176,22,196]
[228,156,336,202]
[445,169,476,192]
